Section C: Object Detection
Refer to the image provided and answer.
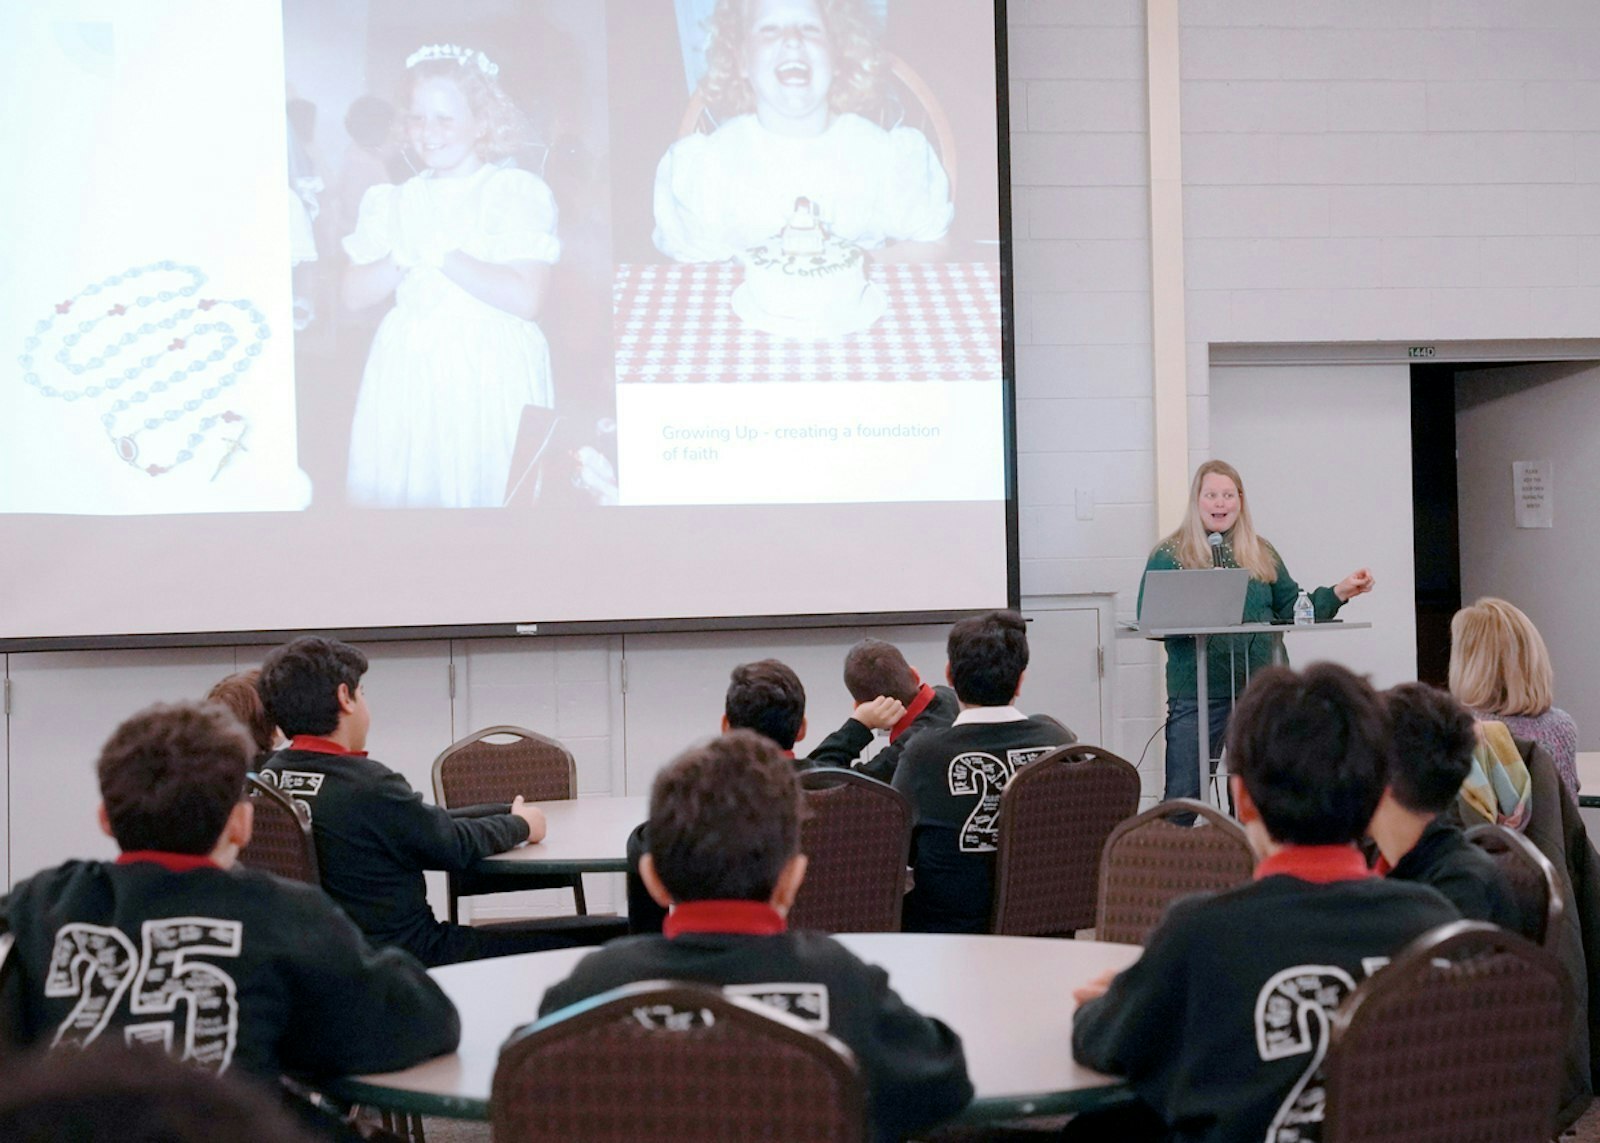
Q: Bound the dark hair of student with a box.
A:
[843,638,919,704]
[205,669,276,757]
[97,702,252,857]
[1226,662,1390,846]
[724,659,806,751]
[0,1042,318,1143]
[946,610,1029,707]
[1384,682,1479,815]
[258,637,368,738]
[647,730,802,903]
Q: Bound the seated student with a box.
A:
[891,610,1076,933]
[1070,664,1459,1143]
[809,638,959,783]
[541,731,974,1143]
[257,636,578,967]
[1371,682,1520,929]
[626,657,818,934]
[207,668,282,762]
[0,702,458,1086]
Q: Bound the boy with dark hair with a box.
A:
[891,611,1076,933]
[723,658,809,754]
[0,702,458,1085]
[1370,682,1519,927]
[258,635,576,967]
[542,731,974,1143]
[809,639,959,782]
[1070,664,1459,1143]
[626,657,821,934]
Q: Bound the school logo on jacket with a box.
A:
[948,746,1056,853]
[270,770,324,797]
[724,983,830,1030]
[44,918,242,1073]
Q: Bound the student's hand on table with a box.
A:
[853,696,906,730]
[510,796,548,844]
[1333,568,1375,602]
[1072,969,1118,1005]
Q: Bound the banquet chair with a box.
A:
[789,769,913,933]
[237,774,319,885]
[677,52,959,196]
[492,981,866,1143]
[1464,822,1563,946]
[432,726,585,924]
[1094,798,1254,946]
[990,745,1141,938]
[1323,920,1568,1143]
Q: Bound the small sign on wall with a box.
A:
[1513,460,1554,529]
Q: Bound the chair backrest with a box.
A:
[1324,921,1569,1143]
[1464,823,1563,946]
[431,725,576,808]
[492,981,866,1143]
[990,745,1142,937]
[1094,798,1255,946]
[789,769,912,934]
[237,773,318,884]
[676,52,958,196]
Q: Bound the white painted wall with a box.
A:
[1456,360,1600,747]
[1210,362,1418,687]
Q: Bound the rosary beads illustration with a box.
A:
[18,262,269,477]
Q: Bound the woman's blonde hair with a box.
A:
[1448,597,1555,717]
[1157,459,1278,581]
[697,0,887,121]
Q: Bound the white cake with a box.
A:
[732,197,881,337]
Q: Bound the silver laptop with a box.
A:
[1133,568,1250,633]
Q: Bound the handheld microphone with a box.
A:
[1208,532,1223,550]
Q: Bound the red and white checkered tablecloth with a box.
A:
[613,261,1003,383]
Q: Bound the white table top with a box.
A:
[330,932,1143,1123]
[472,795,647,875]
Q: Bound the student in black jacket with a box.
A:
[0,701,458,1086]
[892,610,1076,933]
[543,730,973,1143]
[627,657,831,933]
[1069,664,1459,1143]
[808,638,960,783]
[257,636,573,966]
[1370,682,1520,928]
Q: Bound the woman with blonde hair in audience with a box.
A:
[1449,596,1579,797]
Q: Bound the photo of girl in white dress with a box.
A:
[342,44,559,508]
[654,0,954,264]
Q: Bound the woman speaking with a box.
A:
[1141,460,1375,803]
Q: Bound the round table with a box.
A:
[327,932,1142,1125]
[470,795,647,876]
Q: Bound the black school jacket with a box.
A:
[0,857,458,1081]
[1073,853,1458,1143]
[892,711,1077,933]
[809,685,961,783]
[262,746,528,964]
[1388,817,1520,930]
[539,908,973,1143]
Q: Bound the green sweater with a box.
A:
[1140,538,1343,700]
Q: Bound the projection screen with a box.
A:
[0,0,1015,645]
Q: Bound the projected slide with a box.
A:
[0,0,1008,640]
[0,3,307,515]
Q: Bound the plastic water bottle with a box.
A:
[1294,589,1314,627]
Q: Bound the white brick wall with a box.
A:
[1004,0,1157,761]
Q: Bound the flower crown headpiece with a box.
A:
[405,43,499,79]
